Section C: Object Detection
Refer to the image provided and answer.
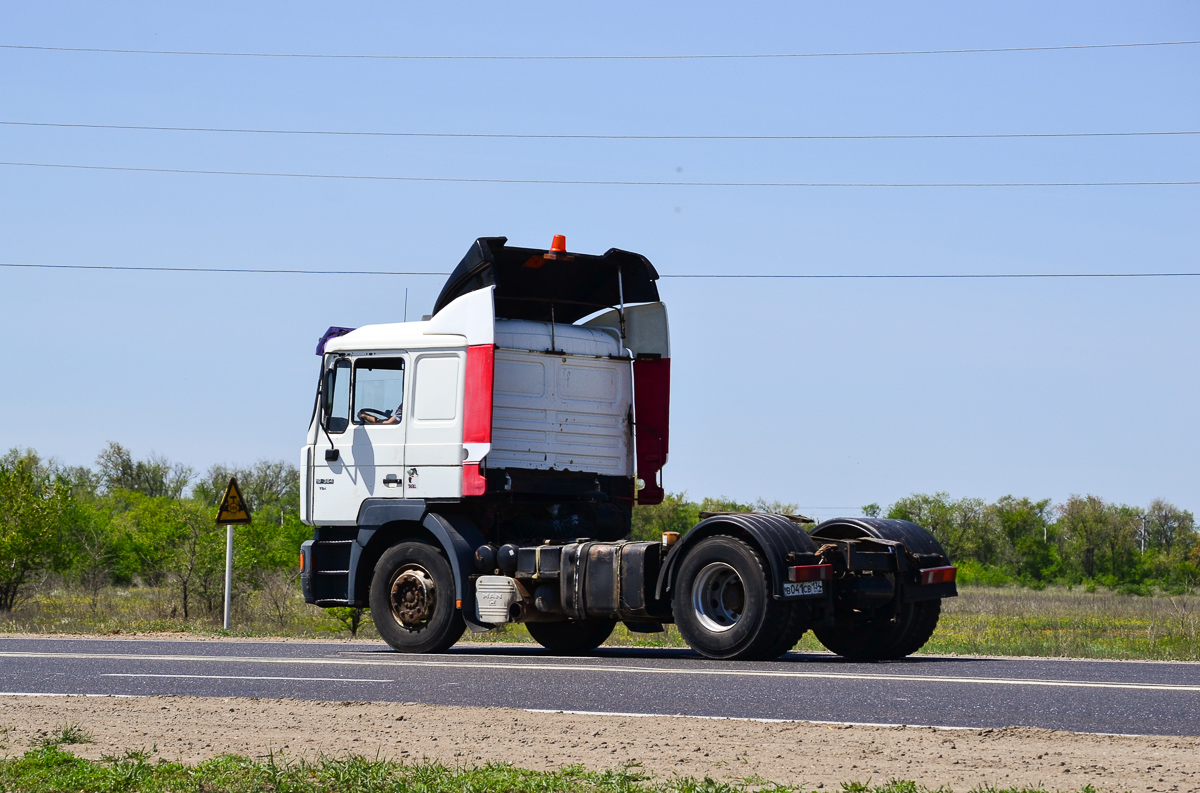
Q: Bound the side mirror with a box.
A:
[325,449,340,462]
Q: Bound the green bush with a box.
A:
[955,560,1014,587]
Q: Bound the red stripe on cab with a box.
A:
[463,344,495,445]
[462,344,495,497]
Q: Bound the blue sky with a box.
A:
[1,2,1197,519]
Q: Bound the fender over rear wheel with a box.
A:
[370,541,465,653]
[526,619,616,655]
[672,535,808,661]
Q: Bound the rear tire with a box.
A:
[809,520,950,662]
[814,597,942,661]
[526,619,616,654]
[672,536,806,661]
[370,541,465,654]
[760,598,811,659]
[887,599,942,658]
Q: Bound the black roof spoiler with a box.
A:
[432,237,661,324]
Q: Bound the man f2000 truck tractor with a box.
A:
[299,236,957,661]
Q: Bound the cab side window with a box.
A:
[354,358,406,425]
[323,358,351,433]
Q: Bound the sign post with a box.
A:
[215,477,252,631]
[223,524,233,630]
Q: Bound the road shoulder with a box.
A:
[1,695,1197,792]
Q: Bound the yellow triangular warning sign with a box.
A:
[216,477,252,525]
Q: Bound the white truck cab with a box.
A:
[301,236,670,530]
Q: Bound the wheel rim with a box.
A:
[692,562,746,633]
[389,565,436,629]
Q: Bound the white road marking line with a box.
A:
[2,651,1198,692]
[0,691,1149,737]
[11,638,1200,666]
[528,708,979,730]
[522,709,1147,737]
[101,673,392,683]
[526,708,835,724]
[0,692,142,697]
[0,692,1149,737]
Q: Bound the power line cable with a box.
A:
[3,161,1197,188]
[0,262,447,276]
[2,40,1197,60]
[665,272,1200,279]
[3,262,1198,279]
[4,120,1197,141]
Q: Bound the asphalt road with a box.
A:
[2,636,1198,736]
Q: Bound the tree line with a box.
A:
[0,444,308,617]
[2,443,1197,618]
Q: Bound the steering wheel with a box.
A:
[357,407,391,423]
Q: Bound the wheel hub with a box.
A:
[390,567,436,628]
[692,562,745,633]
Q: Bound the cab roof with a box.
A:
[323,322,465,354]
[433,237,660,324]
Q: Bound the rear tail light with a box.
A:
[918,566,957,585]
[788,564,832,582]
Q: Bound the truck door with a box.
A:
[311,354,408,525]
[402,350,465,498]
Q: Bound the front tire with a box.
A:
[526,619,616,654]
[369,541,465,653]
[672,536,807,661]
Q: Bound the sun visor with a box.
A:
[432,237,660,324]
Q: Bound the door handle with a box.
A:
[383,474,399,486]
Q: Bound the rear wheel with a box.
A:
[887,599,942,658]
[813,597,942,661]
[526,619,616,654]
[672,536,807,661]
[809,519,950,661]
[370,541,465,653]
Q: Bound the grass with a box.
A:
[0,579,383,641]
[0,746,1097,793]
[4,581,1199,661]
[33,724,94,748]
[926,586,1200,661]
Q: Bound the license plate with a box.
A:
[783,580,824,598]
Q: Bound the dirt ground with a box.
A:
[1,696,1196,792]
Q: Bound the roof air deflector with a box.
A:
[432,237,660,324]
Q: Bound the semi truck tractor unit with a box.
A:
[299,235,957,661]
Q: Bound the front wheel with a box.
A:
[672,536,807,661]
[369,541,465,653]
[526,619,616,654]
